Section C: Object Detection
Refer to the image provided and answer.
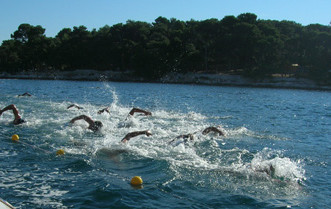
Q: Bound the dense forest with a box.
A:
[0,13,330,83]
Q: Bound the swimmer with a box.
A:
[121,130,152,143]
[67,104,84,110]
[0,104,25,125]
[168,133,194,144]
[98,107,110,114]
[255,165,276,176]
[18,92,32,97]
[202,126,225,136]
[128,108,152,116]
[69,115,103,132]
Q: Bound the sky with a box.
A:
[1,0,330,43]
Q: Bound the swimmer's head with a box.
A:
[14,118,25,125]
[94,121,103,128]
[188,134,194,141]
[145,130,152,136]
[90,121,103,132]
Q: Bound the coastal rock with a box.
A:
[1,70,330,90]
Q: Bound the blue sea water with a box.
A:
[0,79,330,209]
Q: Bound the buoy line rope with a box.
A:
[15,140,52,154]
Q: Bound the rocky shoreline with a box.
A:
[1,69,330,91]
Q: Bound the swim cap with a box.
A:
[90,121,103,132]
[94,121,103,128]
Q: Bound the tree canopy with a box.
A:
[1,13,330,84]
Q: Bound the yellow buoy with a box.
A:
[131,176,143,186]
[56,149,65,155]
[12,134,19,141]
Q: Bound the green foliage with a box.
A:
[0,24,50,71]
[11,23,46,43]
[1,14,331,84]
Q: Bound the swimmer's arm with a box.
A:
[67,105,75,109]
[188,134,194,141]
[178,134,194,141]
[98,107,110,114]
[168,135,182,144]
[129,108,152,116]
[70,115,95,126]
[213,127,225,136]
[67,104,83,109]
[121,130,152,142]
[18,92,31,97]
[202,127,212,135]
[0,104,21,120]
[168,138,175,144]
[202,127,224,136]
[207,127,224,135]
[22,92,31,96]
